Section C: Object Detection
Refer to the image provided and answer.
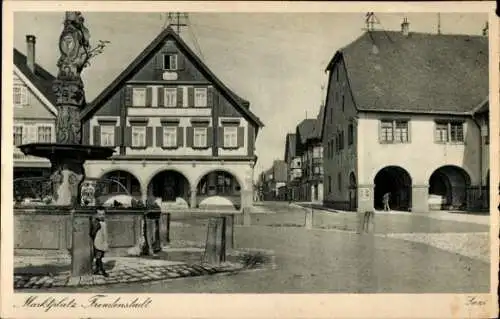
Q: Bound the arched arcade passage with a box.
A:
[196,170,242,209]
[99,170,141,197]
[148,170,190,207]
[374,166,412,211]
[428,165,471,210]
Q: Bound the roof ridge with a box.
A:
[80,26,263,127]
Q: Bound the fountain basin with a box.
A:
[19,143,115,161]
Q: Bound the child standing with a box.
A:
[90,207,109,277]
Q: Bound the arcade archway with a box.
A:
[196,170,242,209]
[148,170,190,207]
[374,166,412,211]
[429,165,471,210]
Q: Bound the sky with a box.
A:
[13,12,487,177]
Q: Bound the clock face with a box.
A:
[60,33,78,56]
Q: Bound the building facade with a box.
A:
[321,22,489,213]
[13,36,57,181]
[80,27,263,210]
[284,133,302,201]
[294,108,325,203]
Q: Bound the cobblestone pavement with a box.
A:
[14,256,247,290]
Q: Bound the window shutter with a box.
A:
[177,127,184,147]
[186,127,193,147]
[177,87,183,107]
[124,127,132,146]
[114,126,121,146]
[158,87,164,107]
[207,87,214,107]
[125,87,132,106]
[207,127,213,146]
[146,87,153,107]
[188,87,194,106]
[93,126,100,146]
[237,127,245,148]
[218,127,224,147]
[177,54,185,70]
[156,127,163,147]
[146,126,153,147]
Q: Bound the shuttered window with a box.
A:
[131,126,146,147]
[13,126,23,146]
[163,54,178,70]
[223,126,238,148]
[162,126,177,147]
[164,88,177,107]
[132,88,146,107]
[194,88,207,107]
[100,125,115,147]
[193,127,207,148]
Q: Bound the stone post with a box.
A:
[159,212,171,246]
[411,184,429,213]
[70,210,93,276]
[203,217,226,264]
[304,205,313,229]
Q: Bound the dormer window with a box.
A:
[13,85,28,106]
[163,54,178,71]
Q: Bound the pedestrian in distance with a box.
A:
[383,192,391,211]
[90,207,109,277]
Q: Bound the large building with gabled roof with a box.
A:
[81,26,264,210]
[13,35,58,181]
[321,19,489,213]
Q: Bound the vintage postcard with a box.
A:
[1,1,498,318]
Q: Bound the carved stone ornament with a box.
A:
[50,158,85,206]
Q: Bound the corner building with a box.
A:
[321,26,489,213]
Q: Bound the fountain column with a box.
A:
[19,12,113,277]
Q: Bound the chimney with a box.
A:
[26,35,36,73]
[401,17,410,36]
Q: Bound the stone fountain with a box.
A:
[18,11,114,276]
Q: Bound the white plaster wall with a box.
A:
[357,113,481,185]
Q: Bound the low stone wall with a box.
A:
[14,207,143,256]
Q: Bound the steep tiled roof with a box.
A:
[13,48,57,105]
[327,31,488,114]
[297,119,317,144]
[81,26,263,127]
[308,104,325,142]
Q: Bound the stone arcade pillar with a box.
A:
[357,184,374,213]
[411,184,429,213]
[190,187,197,209]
